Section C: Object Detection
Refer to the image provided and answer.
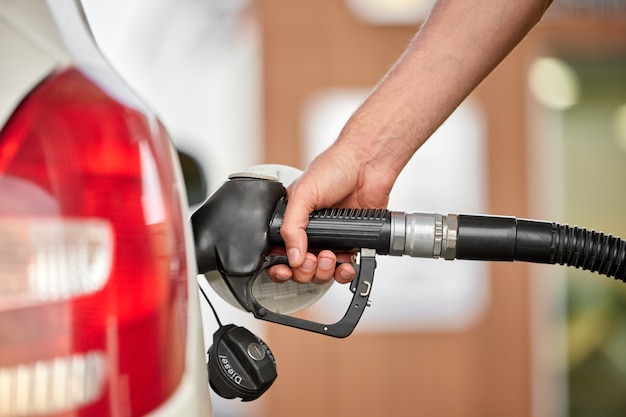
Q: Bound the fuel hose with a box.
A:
[268,200,626,281]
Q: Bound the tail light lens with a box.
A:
[0,68,188,416]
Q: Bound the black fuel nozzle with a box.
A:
[190,173,383,338]
[191,173,626,338]
[191,174,287,276]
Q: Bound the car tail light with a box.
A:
[0,67,188,416]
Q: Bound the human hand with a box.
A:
[267,140,398,284]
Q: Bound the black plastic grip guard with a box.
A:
[255,252,375,338]
[220,251,377,338]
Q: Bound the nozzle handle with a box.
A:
[268,199,392,254]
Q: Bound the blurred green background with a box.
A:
[562,57,626,417]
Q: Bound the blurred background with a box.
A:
[82,0,626,416]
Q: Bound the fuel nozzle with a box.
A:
[267,202,459,260]
[192,164,625,340]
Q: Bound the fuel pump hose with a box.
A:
[268,200,626,281]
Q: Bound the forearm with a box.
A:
[337,0,552,176]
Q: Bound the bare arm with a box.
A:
[272,0,553,284]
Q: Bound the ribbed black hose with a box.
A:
[456,215,626,282]
[552,224,626,281]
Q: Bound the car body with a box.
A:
[0,0,213,415]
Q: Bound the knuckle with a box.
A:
[292,270,313,284]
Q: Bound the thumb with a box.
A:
[280,196,312,268]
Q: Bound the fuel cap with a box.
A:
[208,324,277,402]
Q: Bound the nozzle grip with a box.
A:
[268,199,392,254]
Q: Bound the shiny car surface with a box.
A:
[0,0,212,415]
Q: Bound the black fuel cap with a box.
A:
[208,324,277,401]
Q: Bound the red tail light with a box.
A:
[0,68,188,416]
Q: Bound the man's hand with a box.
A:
[267,142,397,284]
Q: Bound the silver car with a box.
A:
[0,0,213,415]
